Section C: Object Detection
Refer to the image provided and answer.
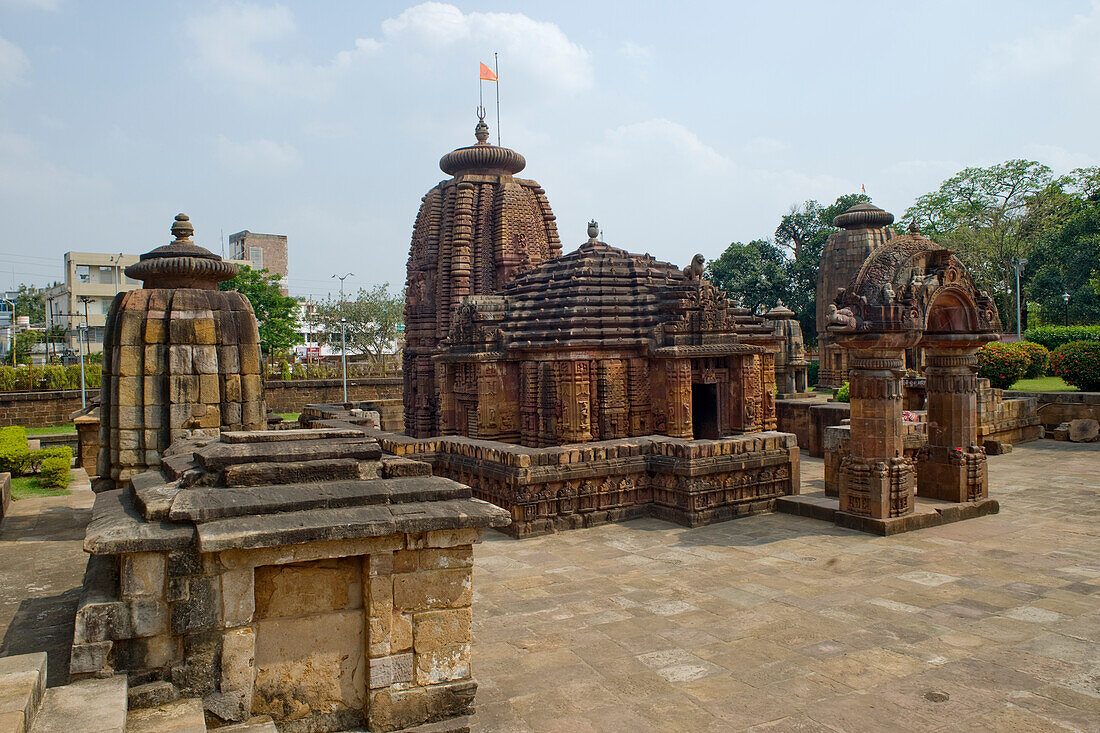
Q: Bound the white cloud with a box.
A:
[1021,144,1096,173]
[185,2,593,97]
[598,118,732,173]
[0,34,30,87]
[619,41,652,61]
[356,2,593,94]
[977,1,1100,86]
[216,136,301,174]
[303,120,355,140]
[738,137,790,157]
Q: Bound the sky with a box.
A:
[0,0,1098,301]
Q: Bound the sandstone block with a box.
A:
[171,575,218,634]
[217,346,240,374]
[144,319,167,344]
[122,552,166,599]
[167,577,188,602]
[254,558,361,619]
[983,439,1012,455]
[1068,418,1099,442]
[415,642,471,685]
[223,374,242,402]
[413,608,471,652]
[193,345,218,375]
[394,550,419,573]
[74,601,131,644]
[199,374,220,404]
[127,680,179,709]
[168,345,192,373]
[69,641,112,675]
[419,547,473,570]
[391,612,412,654]
[393,569,472,612]
[368,653,413,689]
[129,598,169,638]
[221,627,255,694]
[117,348,141,377]
[368,681,476,732]
[368,552,394,577]
[221,569,254,627]
[239,346,260,374]
[424,529,482,548]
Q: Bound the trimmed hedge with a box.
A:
[836,382,850,403]
[977,343,1029,389]
[1012,341,1050,379]
[23,446,72,475]
[1024,325,1100,352]
[1051,341,1100,392]
[0,426,29,475]
[0,363,102,392]
[38,454,71,489]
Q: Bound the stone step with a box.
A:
[222,458,363,487]
[0,652,48,733]
[218,717,278,732]
[195,438,382,469]
[169,475,472,523]
[220,428,364,444]
[30,675,127,733]
[125,697,205,733]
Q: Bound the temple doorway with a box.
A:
[692,382,719,439]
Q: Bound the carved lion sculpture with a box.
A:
[683,254,705,281]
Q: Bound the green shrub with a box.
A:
[807,360,819,387]
[977,342,1029,389]
[1050,341,1100,392]
[23,446,73,474]
[836,382,850,402]
[38,455,71,489]
[1013,341,1050,379]
[0,366,15,391]
[0,426,30,475]
[1024,325,1100,351]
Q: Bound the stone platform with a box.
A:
[777,490,1000,535]
[71,428,508,732]
[300,407,801,538]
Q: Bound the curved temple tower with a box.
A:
[403,118,561,437]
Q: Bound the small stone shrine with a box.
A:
[763,301,810,398]
[816,202,895,388]
[404,118,561,438]
[73,428,508,731]
[98,214,265,486]
[435,224,782,445]
[823,220,1001,529]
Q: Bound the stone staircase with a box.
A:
[0,652,276,733]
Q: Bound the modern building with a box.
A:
[228,230,289,294]
[45,249,250,356]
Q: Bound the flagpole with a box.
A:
[494,52,501,146]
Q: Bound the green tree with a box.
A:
[7,284,53,326]
[315,284,404,370]
[219,265,298,356]
[903,160,1057,332]
[705,239,788,313]
[13,330,40,364]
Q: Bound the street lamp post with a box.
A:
[340,318,348,403]
[332,273,354,404]
[78,296,93,409]
[1014,257,1028,340]
[1063,292,1071,326]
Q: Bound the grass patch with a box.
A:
[277,413,301,422]
[24,423,76,436]
[10,475,71,500]
[1008,376,1078,392]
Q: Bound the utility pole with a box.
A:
[332,273,354,403]
[78,296,92,408]
[1014,257,1027,340]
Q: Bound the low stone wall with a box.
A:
[373,429,801,538]
[0,389,97,428]
[0,377,405,429]
[1003,390,1100,430]
[776,398,850,458]
[262,378,402,416]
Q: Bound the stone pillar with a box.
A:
[838,347,915,519]
[665,359,693,439]
[918,338,988,502]
[597,359,628,440]
[520,361,538,446]
[556,360,592,443]
[627,358,650,436]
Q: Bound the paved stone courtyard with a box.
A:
[471,441,1099,732]
[0,444,1096,730]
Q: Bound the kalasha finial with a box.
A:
[908,219,920,235]
[587,220,599,242]
[474,110,489,144]
[171,213,194,241]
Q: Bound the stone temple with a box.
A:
[372,125,801,537]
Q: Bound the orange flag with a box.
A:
[479,62,497,82]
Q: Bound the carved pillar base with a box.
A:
[837,347,915,520]
[917,342,987,502]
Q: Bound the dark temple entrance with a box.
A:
[691,382,719,439]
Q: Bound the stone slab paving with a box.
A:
[471,441,1099,732]
[0,470,94,687]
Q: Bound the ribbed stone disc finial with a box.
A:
[171,213,194,241]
